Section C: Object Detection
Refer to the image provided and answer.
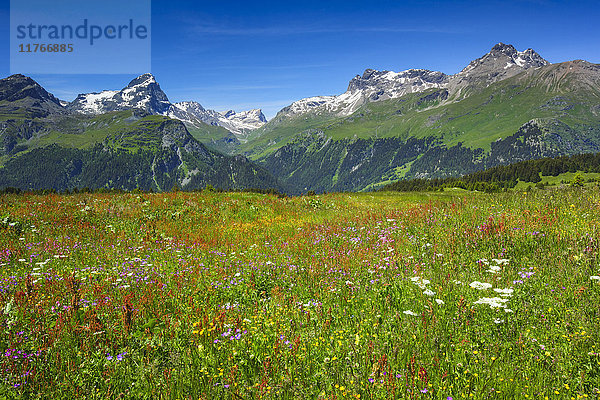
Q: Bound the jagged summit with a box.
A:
[277,67,450,119]
[221,109,268,129]
[455,43,549,85]
[167,102,267,136]
[489,42,518,55]
[232,109,268,123]
[68,73,170,115]
[126,73,158,88]
[347,68,448,94]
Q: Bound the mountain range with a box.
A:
[0,74,279,192]
[261,43,548,124]
[68,73,267,137]
[243,43,600,193]
[0,43,599,193]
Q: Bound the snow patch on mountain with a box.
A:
[74,90,118,113]
[280,68,449,118]
[220,109,267,133]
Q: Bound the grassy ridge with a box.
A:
[246,78,599,160]
[2,110,168,154]
[0,188,599,398]
[0,109,284,193]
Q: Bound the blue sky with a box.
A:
[1,0,599,118]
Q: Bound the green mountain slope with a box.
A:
[187,124,242,155]
[244,61,600,194]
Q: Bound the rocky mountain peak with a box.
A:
[68,73,171,115]
[166,103,267,137]
[172,101,206,113]
[126,73,158,88]
[347,68,448,94]
[450,43,550,92]
[490,42,518,56]
[0,74,65,117]
[234,109,267,123]
[216,109,268,133]
[518,48,549,67]
[0,74,62,106]
[361,69,377,80]
[68,75,267,136]
[459,43,549,75]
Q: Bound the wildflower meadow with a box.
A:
[0,188,599,399]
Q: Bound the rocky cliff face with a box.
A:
[347,68,449,99]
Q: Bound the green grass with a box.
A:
[242,114,343,158]
[363,161,419,191]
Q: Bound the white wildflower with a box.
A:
[474,297,508,308]
[494,319,504,324]
[435,299,445,305]
[410,277,430,289]
[591,276,600,281]
[493,288,514,297]
[470,281,493,290]
[403,310,418,316]
[487,265,502,274]
[423,289,436,297]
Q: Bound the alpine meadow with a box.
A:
[1,188,600,398]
